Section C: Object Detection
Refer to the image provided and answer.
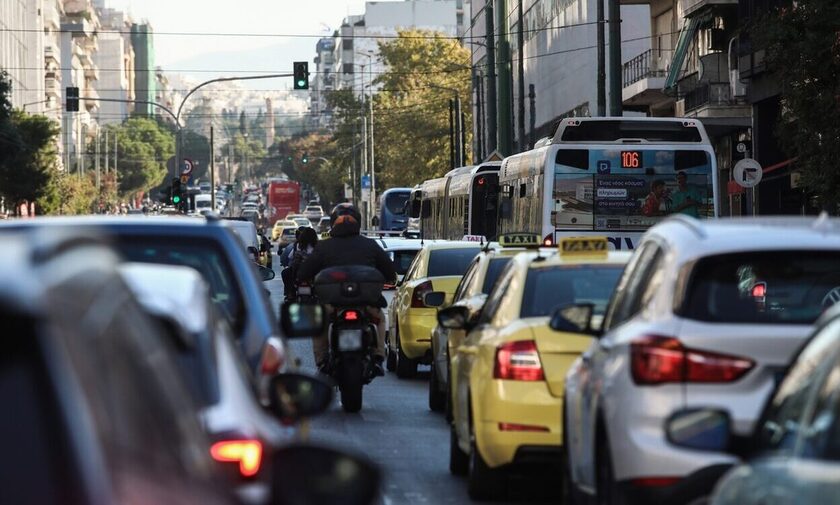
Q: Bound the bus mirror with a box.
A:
[421,200,431,218]
[410,199,421,218]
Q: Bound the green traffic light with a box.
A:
[173,195,181,204]
[297,80,306,87]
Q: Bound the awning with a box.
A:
[665,17,702,90]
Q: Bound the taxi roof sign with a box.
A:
[559,237,609,256]
[320,231,331,240]
[498,233,541,248]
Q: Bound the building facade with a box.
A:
[0,0,47,113]
[131,23,156,116]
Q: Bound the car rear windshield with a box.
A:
[521,265,624,318]
[680,251,840,324]
[392,249,419,275]
[117,240,246,335]
[282,228,297,236]
[428,248,481,277]
[482,257,512,294]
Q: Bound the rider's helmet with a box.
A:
[329,203,362,237]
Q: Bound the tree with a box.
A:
[107,117,174,195]
[753,0,840,210]
[0,111,60,213]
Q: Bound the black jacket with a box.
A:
[297,234,397,284]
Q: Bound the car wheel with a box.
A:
[395,328,417,379]
[596,430,625,505]
[562,405,581,505]
[445,348,454,422]
[467,418,506,501]
[428,360,445,412]
[449,424,468,476]
[386,340,397,372]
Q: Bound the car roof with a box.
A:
[509,248,632,270]
[119,263,210,334]
[421,241,485,251]
[648,215,840,262]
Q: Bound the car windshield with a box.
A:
[521,265,623,318]
[196,200,211,209]
[428,248,480,277]
[117,240,246,335]
[282,228,297,236]
[681,251,840,324]
[482,257,513,294]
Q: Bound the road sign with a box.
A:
[361,175,371,189]
[180,158,194,176]
[733,158,763,188]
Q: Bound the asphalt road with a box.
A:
[266,264,560,505]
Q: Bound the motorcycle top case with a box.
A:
[313,266,385,305]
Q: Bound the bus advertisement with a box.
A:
[266,180,301,226]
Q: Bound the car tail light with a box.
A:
[542,234,554,246]
[751,283,766,298]
[494,340,544,381]
[210,439,263,477]
[630,335,754,385]
[342,309,360,321]
[383,283,396,290]
[411,280,433,308]
[498,422,549,432]
[259,337,285,375]
[630,477,681,488]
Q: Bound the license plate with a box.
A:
[338,329,363,351]
[298,286,312,295]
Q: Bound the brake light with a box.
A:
[477,176,486,186]
[383,283,396,290]
[210,440,263,477]
[630,335,754,385]
[494,340,544,381]
[343,310,360,321]
[542,234,554,246]
[752,282,767,298]
[498,422,549,432]
[411,280,433,308]
[259,338,285,375]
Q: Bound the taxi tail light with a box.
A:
[411,280,433,308]
[630,335,754,385]
[210,439,263,478]
[259,337,285,375]
[494,340,544,381]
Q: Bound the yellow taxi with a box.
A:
[427,234,555,413]
[388,241,483,378]
[271,219,298,241]
[439,236,630,500]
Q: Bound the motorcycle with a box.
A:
[312,265,385,413]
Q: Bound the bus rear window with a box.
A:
[385,192,410,214]
[559,120,703,143]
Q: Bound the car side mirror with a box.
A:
[437,305,470,330]
[267,373,334,422]
[549,303,598,336]
[281,302,326,338]
[424,291,446,308]
[270,445,380,505]
[258,265,276,282]
[665,409,732,452]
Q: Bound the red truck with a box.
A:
[266,180,301,226]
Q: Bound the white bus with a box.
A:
[417,162,501,241]
[497,117,719,250]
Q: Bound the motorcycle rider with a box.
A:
[297,203,396,377]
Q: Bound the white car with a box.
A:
[561,215,840,505]
[303,205,324,222]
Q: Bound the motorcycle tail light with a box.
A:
[210,439,263,478]
[342,310,360,321]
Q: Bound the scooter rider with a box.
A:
[297,203,396,376]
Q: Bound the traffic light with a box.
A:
[301,152,309,165]
[171,178,182,205]
[66,86,79,112]
[293,62,309,90]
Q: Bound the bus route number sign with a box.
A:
[621,151,642,169]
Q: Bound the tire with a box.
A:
[596,430,625,505]
[429,360,446,412]
[467,419,506,501]
[337,358,364,413]
[395,328,417,379]
[445,348,453,422]
[562,406,580,505]
[386,343,397,372]
[449,424,468,476]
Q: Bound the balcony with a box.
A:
[678,82,750,118]
[45,45,59,65]
[84,67,100,81]
[45,77,61,98]
[622,49,672,111]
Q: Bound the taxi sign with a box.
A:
[498,233,541,248]
[559,237,609,256]
[462,235,486,243]
[320,231,332,240]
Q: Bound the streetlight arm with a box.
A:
[81,96,178,123]
[175,73,292,125]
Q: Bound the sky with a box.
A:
[105,0,375,78]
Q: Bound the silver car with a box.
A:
[664,304,840,505]
[561,215,840,505]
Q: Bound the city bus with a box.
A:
[418,162,502,240]
[266,180,300,227]
[378,187,412,231]
[497,117,718,250]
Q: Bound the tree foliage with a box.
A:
[103,117,174,195]
[753,0,840,210]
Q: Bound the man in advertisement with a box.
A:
[670,171,703,217]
